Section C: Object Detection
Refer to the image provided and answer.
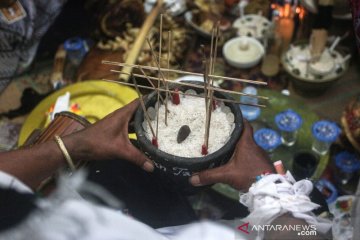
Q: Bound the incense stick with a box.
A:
[165,30,172,125]
[204,24,220,153]
[201,45,209,115]
[102,61,267,86]
[207,25,220,148]
[211,22,220,77]
[155,14,164,139]
[209,27,215,79]
[102,79,267,108]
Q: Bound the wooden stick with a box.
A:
[102,79,267,108]
[131,76,156,138]
[119,0,163,82]
[103,61,267,86]
[111,70,269,100]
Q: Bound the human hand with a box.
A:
[65,99,154,172]
[189,121,274,191]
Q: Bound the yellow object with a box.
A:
[18,80,138,146]
[54,135,76,171]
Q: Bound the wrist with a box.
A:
[243,161,274,191]
[62,132,93,163]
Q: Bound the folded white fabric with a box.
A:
[239,171,332,234]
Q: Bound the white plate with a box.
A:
[175,75,221,87]
[232,14,271,40]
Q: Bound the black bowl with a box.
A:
[281,41,350,97]
[134,81,243,194]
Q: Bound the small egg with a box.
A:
[226,113,235,123]
[222,106,231,114]
[147,107,156,120]
[185,89,197,97]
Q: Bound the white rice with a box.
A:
[143,95,234,158]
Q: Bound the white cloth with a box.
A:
[240,171,332,234]
[0,170,244,240]
[1,199,240,240]
[0,171,32,194]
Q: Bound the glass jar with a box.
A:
[334,151,360,185]
[239,86,261,121]
[311,120,340,155]
[254,128,281,154]
[275,109,302,146]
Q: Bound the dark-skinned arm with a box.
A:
[0,99,153,190]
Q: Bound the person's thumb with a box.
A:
[189,165,229,186]
[122,141,154,172]
[123,99,140,117]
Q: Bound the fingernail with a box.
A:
[142,161,154,172]
[190,175,201,186]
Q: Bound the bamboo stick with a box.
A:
[110,70,269,100]
[102,79,267,108]
[103,61,268,86]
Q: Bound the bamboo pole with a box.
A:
[119,0,163,82]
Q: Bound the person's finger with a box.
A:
[122,141,154,172]
[189,165,229,186]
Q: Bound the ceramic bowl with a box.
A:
[134,81,243,194]
[223,36,265,69]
